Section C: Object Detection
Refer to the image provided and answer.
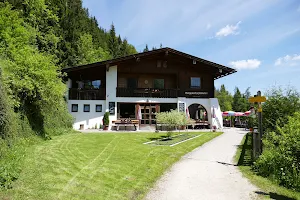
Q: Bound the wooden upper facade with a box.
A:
[63,47,236,100]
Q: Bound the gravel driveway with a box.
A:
[145,128,259,200]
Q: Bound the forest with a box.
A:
[0,0,137,188]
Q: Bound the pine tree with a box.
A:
[143,44,149,52]
[215,84,233,111]
[108,23,119,58]
[232,87,244,111]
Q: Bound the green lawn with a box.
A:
[1,131,221,200]
[236,133,300,200]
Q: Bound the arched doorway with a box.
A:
[188,104,208,121]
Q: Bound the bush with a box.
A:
[254,112,300,191]
[156,110,189,138]
[103,112,109,126]
[262,87,300,132]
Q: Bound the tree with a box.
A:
[76,33,109,65]
[262,87,300,132]
[143,44,149,52]
[242,87,251,111]
[215,84,233,111]
[0,2,72,137]
[232,87,245,112]
[156,110,189,138]
[108,23,119,58]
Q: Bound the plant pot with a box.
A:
[103,125,109,131]
[212,126,217,132]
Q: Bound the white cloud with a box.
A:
[275,54,300,66]
[215,21,241,38]
[229,59,261,70]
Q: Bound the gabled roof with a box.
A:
[62,47,237,79]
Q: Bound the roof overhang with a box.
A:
[62,47,237,79]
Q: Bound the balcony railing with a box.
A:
[69,88,106,100]
[116,88,178,98]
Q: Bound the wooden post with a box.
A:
[248,91,266,160]
[257,91,263,156]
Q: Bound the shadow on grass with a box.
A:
[237,133,253,166]
[255,191,296,200]
[148,135,170,141]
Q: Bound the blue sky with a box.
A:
[83,0,300,95]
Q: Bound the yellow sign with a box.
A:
[248,96,266,103]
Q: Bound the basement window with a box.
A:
[72,104,78,112]
[84,104,90,112]
[95,104,102,112]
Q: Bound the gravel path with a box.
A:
[145,128,259,200]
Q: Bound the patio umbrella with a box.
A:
[222,111,235,116]
[244,111,251,116]
[235,112,245,116]
[136,104,142,120]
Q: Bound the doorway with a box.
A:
[140,104,159,125]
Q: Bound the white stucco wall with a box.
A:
[184,98,212,126]
[209,98,223,129]
[106,65,118,128]
[68,100,106,130]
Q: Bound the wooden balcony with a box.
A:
[116,88,178,98]
[68,88,106,100]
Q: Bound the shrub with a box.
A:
[103,112,109,126]
[254,112,300,190]
[156,110,189,138]
[262,87,300,132]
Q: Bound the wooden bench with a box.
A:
[188,121,210,129]
[112,120,139,131]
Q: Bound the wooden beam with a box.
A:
[106,63,110,71]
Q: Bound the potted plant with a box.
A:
[212,125,217,132]
[103,112,110,130]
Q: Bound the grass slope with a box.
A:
[1,131,221,200]
[235,133,300,200]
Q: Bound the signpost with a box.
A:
[249,91,266,160]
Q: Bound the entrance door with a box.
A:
[140,104,159,125]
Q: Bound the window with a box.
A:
[95,104,102,112]
[72,104,78,112]
[190,77,201,88]
[84,104,90,112]
[127,78,137,88]
[92,80,101,89]
[154,79,164,89]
